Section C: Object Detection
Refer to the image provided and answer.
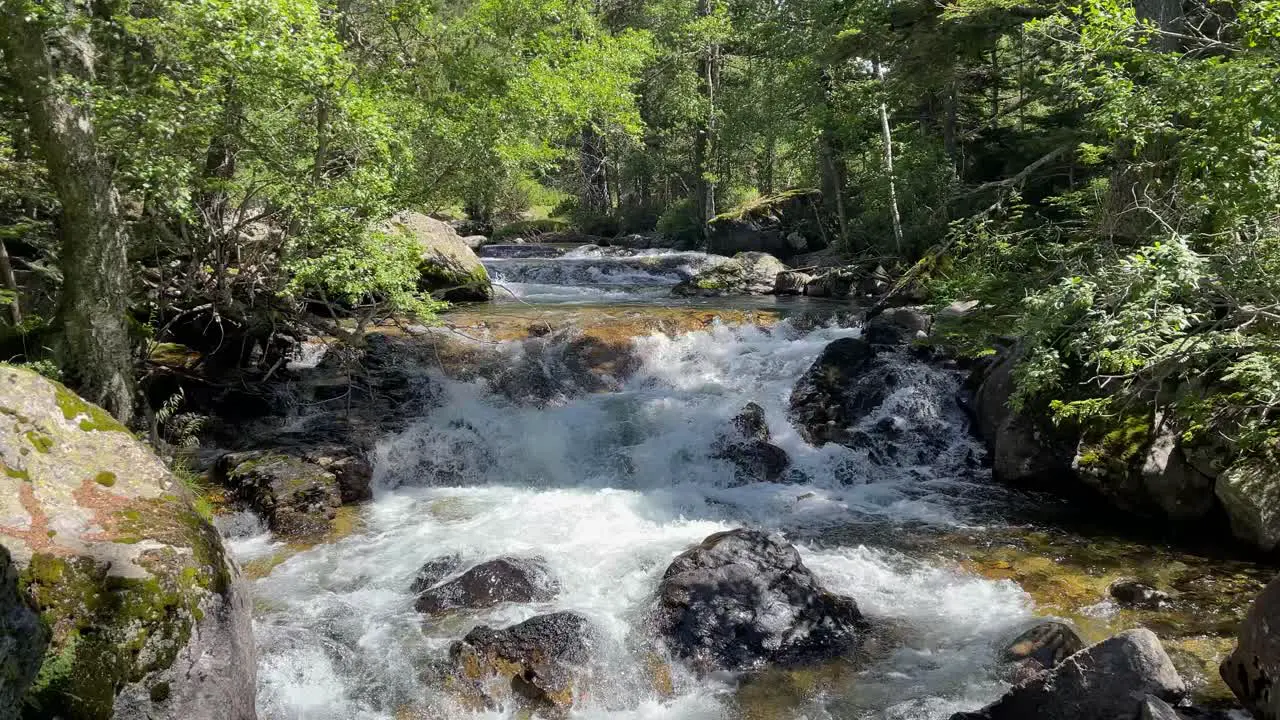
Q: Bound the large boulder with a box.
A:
[1215,457,1280,551]
[1,544,45,714]
[1140,422,1215,521]
[773,270,812,296]
[1221,572,1280,719]
[951,629,1185,720]
[788,338,877,446]
[385,211,493,301]
[448,611,592,716]
[0,366,255,720]
[999,620,1085,682]
[672,252,788,297]
[712,403,791,484]
[864,307,932,347]
[414,556,558,615]
[972,352,1074,486]
[653,529,867,673]
[705,190,823,259]
[215,451,342,541]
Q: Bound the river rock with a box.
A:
[705,190,822,258]
[409,554,463,594]
[448,611,591,716]
[712,403,791,484]
[951,628,1185,720]
[1141,422,1215,521]
[788,338,877,446]
[672,252,789,297]
[1,544,45,715]
[653,529,867,673]
[865,307,932,346]
[972,351,1074,486]
[216,451,342,541]
[999,620,1085,682]
[384,210,493,301]
[414,556,558,614]
[1140,695,1183,720]
[0,366,256,720]
[1215,456,1280,551]
[301,446,374,504]
[774,270,812,295]
[1221,572,1280,719]
[803,267,859,298]
[1110,578,1171,609]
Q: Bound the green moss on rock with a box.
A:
[93,471,117,487]
[52,383,128,433]
[24,430,53,453]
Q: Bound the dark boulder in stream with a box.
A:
[788,337,877,446]
[952,628,1185,720]
[712,402,791,484]
[999,620,1085,682]
[653,529,867,673]
[414,556,558,615]
[215,450,343,541]
[672,252,788,296]
[448,611,592,716]
[1221,572,1280,720]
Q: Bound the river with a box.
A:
[229,245,1268,720]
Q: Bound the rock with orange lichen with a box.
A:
[0,365,255,720]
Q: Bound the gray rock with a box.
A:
[1215,457,1280,551]
[713,403,791,484]
[788,337,877,446]
[1141,422,1215,521]
[774,270,812,295]
[973,352,1074,486]
[409,554,464,594]
[0,366,256,720]
[951,628,1185,720]
[0,544,45,716]
[672,252,789,297]
[865,307,932,346]
[216,451,342,541]
[414,556,558,615]
[803,267,859,298]
[448,611,592,715]
[383,210,492,301]
[1221,572,1280,719]
[653,529,867,673]
[1109,578,1172,609]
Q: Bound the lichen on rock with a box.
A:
[0,365,256,720]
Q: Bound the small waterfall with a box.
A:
[482,246,730,303]
[239,318,1037,720]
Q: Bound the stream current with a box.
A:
[230,245,1264,720]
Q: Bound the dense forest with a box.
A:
[1,0,1278,458]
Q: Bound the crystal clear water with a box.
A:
[232,248,1052,720]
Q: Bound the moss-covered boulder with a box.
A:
[671,252,788,297]
[215,450,342,542]
[0,366,255,720]
[385,211,492,301]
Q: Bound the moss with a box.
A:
[2,457,30,481]
[24,430,53,453]
[53,384,128,433]
[94,471,117,487]
[148,681,171,703]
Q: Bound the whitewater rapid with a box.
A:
[232,308,1047,719]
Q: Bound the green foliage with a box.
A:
[656,198,703,247]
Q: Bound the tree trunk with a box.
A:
[0,239,21,325]
[875,61,905,255]
[817,69,848,244]
[579,125,610,215]
[1,1,135,423]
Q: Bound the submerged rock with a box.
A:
[409,554,464,594]
[448,611,592,716]
[216,451,342,541]
[951,629,1185,720]
[384,210,493,301]
[1221,572,1280,720]
[1109,578,1171,609]
[0,366,255,720]
[788,337,877,446]
[672,252,788,297]
[999,620,1085,682]
[414,556,558,615]
[712,402,791,484]
[653,529,867,673]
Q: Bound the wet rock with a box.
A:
[672,252,789,297]
[1221,572,1280,719]
[803,267,859,298]
[0,366,256,720]
[448,611,591,716]
[1140,695,1184,720]
[972,351,1074,486]
[1141,422,1215,521]
[951,628,1185,720]
[865,306,932,347]
[216,451,342,541]
[1109,578,1171,609]
[384,210,493,301]
[774,270,812,295]
[409,554,464,594]
[1,544,46,715]
[713,403,791,484]
[788,337,877,446]
[1214,456,1280,551]
[999,620,1085,682]
[653,529,868,673]
[414,556,558,615]
[299,445,373,504]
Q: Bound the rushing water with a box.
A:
[230,245,1255,720]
